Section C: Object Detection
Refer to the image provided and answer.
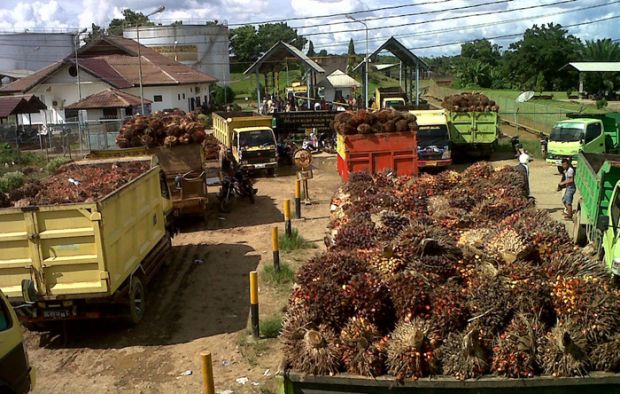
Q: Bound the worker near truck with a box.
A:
[515,153,530,197]
[558,158,576,219]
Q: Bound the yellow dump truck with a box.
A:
[212,111,278,175]
[0,156,172,325]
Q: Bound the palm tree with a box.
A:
[581,39,620,62]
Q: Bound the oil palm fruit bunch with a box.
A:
[387,319,437,380]
[432,170,461,193]
[550,276,620,344]
[367,250,407,281]
[501,261,554,324]
[388,270,432,321]
[590,333,620,372]
[539,320,589,377]
[473,196,531,224]
[485,228,532,263]
[333,212,377,250]
[339,317,387,376]
[465,272,512,334]
[344,172,374,198]
[545,254,608,281]
[491,314,545,378]
[429,280,468,338]
[461,161,494,181]
[375,211,410,241]
[281,305,312,363]
[408,254,461,283]
[440,326,491,380]
[344,272,395,330]
[292,325,342,375]
[393,221,455,263]
[488,166,527,198]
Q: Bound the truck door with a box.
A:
[582,122,605,153]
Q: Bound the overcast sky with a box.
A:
[0,0,617,57]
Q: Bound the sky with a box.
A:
[0,0,617,57]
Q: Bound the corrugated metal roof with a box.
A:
[317,70,361,89]
[65,89,151,109]
[561,62,620,72]
[0,69,35,79]
[244,41,325,75]
[353,37,429,73]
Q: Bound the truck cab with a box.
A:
[410,109,452,168]
[372,87,408,111]
[547,118,606,169]
[232,127,278,173]
[0,290,34,393]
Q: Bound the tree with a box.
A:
[307,41,316,57]
[318,49,328,57]
[107,9,155,36]
[503,23,581,90]
[346,38,357,74]
[535,72,545,93]
[230,22,306,64]
[348,39,356,56]
[580,39,620,95]
[460,39,500,66]
[213,85,236,105]
[452,58,490,88]
[84,23,103,44]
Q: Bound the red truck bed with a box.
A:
[336,131,418,182]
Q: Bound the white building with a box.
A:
[0,36,217,124]
[317,70,361,103]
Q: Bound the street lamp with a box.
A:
[137,5,165,115]
[74,28,87,155]
[346,15,368,109]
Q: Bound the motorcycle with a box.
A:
[511,135,523,157]
[302,130,336,154]
[277,139,296,166]
[218,169,256,212]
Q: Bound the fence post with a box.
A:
[295,179,302,219]
[283,199,292,237]
[249,271,259,338]
[200,351,215,394]
[272,227,281,273]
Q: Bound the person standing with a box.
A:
[558,158,576,219]
[514,153,530,197]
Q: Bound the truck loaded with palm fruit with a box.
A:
[0,156,172,326]
[279,163,620,393]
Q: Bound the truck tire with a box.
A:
[126,276,146,325]
[267,168,275,177]
[572,210,587,247]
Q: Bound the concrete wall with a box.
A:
[0,32,75,71]
[124,24,229,85]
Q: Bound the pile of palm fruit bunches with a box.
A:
[282,163,620,380]
[442,92,499,113]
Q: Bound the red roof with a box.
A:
[0,95,47,117]
[65,89,151,110]
[0,36,217,93]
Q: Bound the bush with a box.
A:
[261,314,283,338]
[0,171,24,193]
[596,98,608,110]
[278,228,315,251]
[566,90,573,99]
[46,157,71,174]
[213,85,236,105]
[263,263,295,285]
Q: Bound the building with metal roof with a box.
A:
[559,62,620,95]
[317,70,361,102]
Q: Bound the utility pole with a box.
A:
[346,15,369,109]
[137,5,165,115]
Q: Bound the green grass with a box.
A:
[262,263,295,285]
[497,138,542,159]
[278,228,315,252]
[260,314,283,339]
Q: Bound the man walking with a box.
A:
[558,158,576,219]
[515,153,530,197]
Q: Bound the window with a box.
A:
[177,94,181,101]
[68,65,77,77]
[153,95,163,102]
[195,86,200,94]
[612,188,620,233]
[585,123,602,143]
[196,96,201,106]
[182,93,186,99]
[102,108,117,119]
[0,298,12,331]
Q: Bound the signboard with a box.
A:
[151,45,198,62]
[273,111,338,135]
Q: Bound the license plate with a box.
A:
[426,162,437,166]
[43,309,70,319]
[254,164,266,169]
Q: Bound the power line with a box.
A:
[301,0,577,37]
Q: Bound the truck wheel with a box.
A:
[572,210,587,246]
[126,276,146,325]
[267,168,276,177]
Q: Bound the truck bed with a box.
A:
[575,152,620,227]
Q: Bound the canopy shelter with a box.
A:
[0,94,47,124]
[560,62,620,95]
[354,37,430,106]
[244,41,325,110]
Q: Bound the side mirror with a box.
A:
[21,279,38,303]
[598,215,610,232]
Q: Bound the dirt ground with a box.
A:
[24,151,570,394]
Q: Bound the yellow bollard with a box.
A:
[272,227,281,273]
[283,199,292,237]
[200,351,215,394]
[249,271,259,338]
[295,180,302,219]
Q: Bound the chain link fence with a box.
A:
[0,119,124,159]
[428,84,572,133]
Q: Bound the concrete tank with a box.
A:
[0,32,75,72]
[124,24,229,85]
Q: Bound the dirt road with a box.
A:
[25,154,568,394]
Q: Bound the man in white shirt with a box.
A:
[558,158,576,219]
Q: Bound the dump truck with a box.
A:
[1,289,35,393]
[336,131,418,182]
[410,109,452,168]
[371,87,430,111]
[212,111,278,175]
[573,151,620,276]
[547,112,620,172]
[448,111,499,156]
[89,144,209,221]
[0,156,172,325]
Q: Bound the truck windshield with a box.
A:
[239,129,275,148]
[550,123,585,142]
[384,99,404,108]
[417,125,449,148]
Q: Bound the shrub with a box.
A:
[261,314,283,338]
[279,229,315,251]
[0,171,24,193]
[46,157,71,174]
[263,263,295,285]
[596,98,608,110]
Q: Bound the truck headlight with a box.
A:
[241,160,248,165]
[270,158,277,162]
[613,258,620,275]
